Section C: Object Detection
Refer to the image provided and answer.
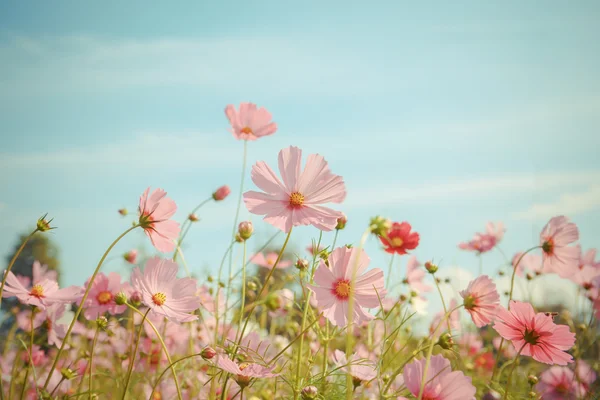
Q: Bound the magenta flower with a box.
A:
[308,247,386,327]
[138,187,180,253]
[131,257,201,323]
[540,216,579,278]
[460,275,500,328]
[243,146,346,233]
[251,252,292,269]
[224,102,277,141]
[1,271,82,310]
[493,300,575,365]
[535,366,585,399]
[79,272,128,320]
[403,355,476,400]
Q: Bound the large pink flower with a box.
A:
[493,300,575,365]
[224,102,277,141]
[535,366,585,399]
[308,247,386,327]
[460,275,500,328]
[403,354,476,400]
[1,271,82,310]
[79,272,128,320]
[540,216,579,278]
[138,187,180,253]
[251,252,292,269]
[131,257,200,323]
[243,146,346,233]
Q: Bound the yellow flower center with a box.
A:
[152,393,162,400]
[30,284,44,298]
[97,291,113,305]
[289,192,305,207]
[391,237,404,247]
[240,126,253,135]
[152,292,167,306]
[333,280,351,300]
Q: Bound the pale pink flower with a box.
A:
[1,271,82,310]
[576,360,597,393]
[493,300,575,365]
[332,350,377,383]
[535,366,585,399]
[79,272,128,320]
[403,354,476,400]
[513,251,545,277]
[460,275,500,328]
[430,299,460,335]
[243,146,346,232]
[306,244,325,256]
[457,332,483,357]
[493,336,517,358]
[404,256,432,294]
[540,216,579,278]
[459,222,505,254]
[308,247,386,327]
[45,303,68,347]
[225,102,277,141]
[251,252,292,269]
[215,355,277,387]
[138,187,180,252]
[131,257,201,323]
[212,185,231,201]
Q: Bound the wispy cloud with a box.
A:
[513,184,600,220]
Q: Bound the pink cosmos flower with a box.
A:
[1,271,82,310]
[576,360,597,394]
[404,256,432,294]
[430,299,461,336]
[332,350,376,383]
[535,366,585,399]
[457,332,483,357]
[251,252,292,269]
[243,146,346,233]
[540,216,579,278]
[513,251,545,277]
[459,221,505,254]
[79,272,128,320]
[44,303,68,347]
[308,247,386,327]
[138,187,180,253]
[225,102,277,141]
[131,257,201,323]
[379,222,420,255]
[403,354,476,400]
[460,275,500,328]
[493,300,575,365]
[215,355,277,387]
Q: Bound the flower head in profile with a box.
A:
[540,216,579,278]
[460,275,500,328]
[459,222,505,254]
[332,350,376,384]
[138,187,180,252]
[251,252,292,269]
[1,270,82,310]
[243,146,346,232]
[215,355,277,387]
[225,102,277,141]
[535,366,585,399]
[308,247,386,327]
[131,257,201,323]
[493,300,575,365]
[79,272,128,320]
[379,222,420,255]
[403,355,476,400]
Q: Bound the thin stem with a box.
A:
[20,310,36,400]
[0,228,38,309]
[331,230,340,250]
[173,197,212,262]
[122,309,150,399]
[43,225,139,390]
[433,274,452,334]
[478,253,482,276]
[88,323,101,399]
[382,345,430,395]
[235,241,248,343]
[503,344,526,400]
[385,253,395,290]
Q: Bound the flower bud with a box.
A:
[301,386,318,399]
[129,291,142,307]
[213,185,231,201]
[118,208,128,216]
[36,214,54,232]
[96,316,109,330]
[369,216,392,236]
[235,233,244,243]
[444,277,451,284]
[527,375,538,385]
[188,213,199,222]
[201,346,217,360]
[207,275,214,282]
[482,390,501,400]
[498,270,505,276]
[528,392,538,399]
[526,272,534,281]
[265,293,282,311]
[335,213,347,230]
[238,221,253,240]
[424,261,438,274]
[114,292,128,306]
[247,281,257,291]
[437,332,454,350]
[61,367,77,380]
[123,249,137,264]
[295,259,309,271]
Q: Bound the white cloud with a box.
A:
[513,184,600,220]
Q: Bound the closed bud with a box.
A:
[528,391,538,399]
[444,277,451,284]
[301,385,318,399]
[577,323,587,331]
[498,270,505,276]
[201,346,217,360]
[188,213,199,222]
[247,281,257,291]
[96,316,108,330]
[482,390,501,400]
[295,259,309,271]
[527,375,538,385]
[335,213,348,230]
[238,221,253,240]
[526,272,534,281]
[369,216,392,236]
[60,367,77,380]
[118,208,128,216]
[424,261,438,274]
[381,373,390,383]
[265,293,282,311]
[437,332,454,350]
[207,275,214,282]
[129,291,142,307]
[123,250,137,264]
[213,185,231,201]
[114,292,128,306]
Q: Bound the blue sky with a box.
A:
[1,1,599,317]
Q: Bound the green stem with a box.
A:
[88,324,101,399]
[235,241,248,343]
[385,253,395,290]
[0,228,38,309]
[382,345,430,395]
[433,274,452,334]
[43,225,139,390]
[173,197,212,262]
[503,344,526,400]
[478,253,483,276]
[122,309,150,399]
